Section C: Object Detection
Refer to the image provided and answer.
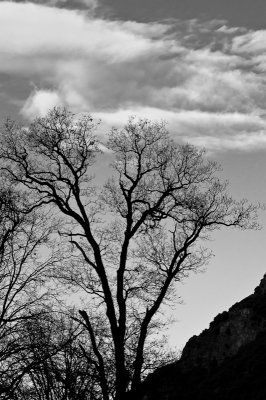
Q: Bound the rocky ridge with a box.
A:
[141,273,266,400]
[180,273,266,371]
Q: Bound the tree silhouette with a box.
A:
[0,108,258,400]
[0,185,58,397]
[15,311,96,400]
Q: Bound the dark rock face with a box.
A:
[141,274,266,400]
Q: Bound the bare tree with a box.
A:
[0,108,259,400]
[14,310,96,400]
[0,185,59,397]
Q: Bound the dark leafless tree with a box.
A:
[0,108,259,400]
[14,311,97,400]
[0,185,59,398]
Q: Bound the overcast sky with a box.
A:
[1,0,266,350]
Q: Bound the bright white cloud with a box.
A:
[1,1,266,151]
[232,30,266,54]
[231,29,266,74]
[0,2,168,62]
[21,89,62,120]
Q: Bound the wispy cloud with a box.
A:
[186,132,266,151]
[9,0,98,11]
[1,1,266,151]
[94,107,266,151]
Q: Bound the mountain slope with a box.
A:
[141,274,266,400]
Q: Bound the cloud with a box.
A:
[21,89,62,119]
[231,30,266,73]
[93,107,266,151]
[232,30,266,54]
[216,25,243,35]
[187,132,266,151]
[0,2,168,61]
[10,0,98,11]
[1,2,266,151]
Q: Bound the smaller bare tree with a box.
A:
[14,310,95,400]
[0,186,59,397]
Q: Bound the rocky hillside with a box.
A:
[141,274,266,400]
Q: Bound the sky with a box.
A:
[1,0,266,350]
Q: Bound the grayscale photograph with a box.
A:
[0,0,265,399]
